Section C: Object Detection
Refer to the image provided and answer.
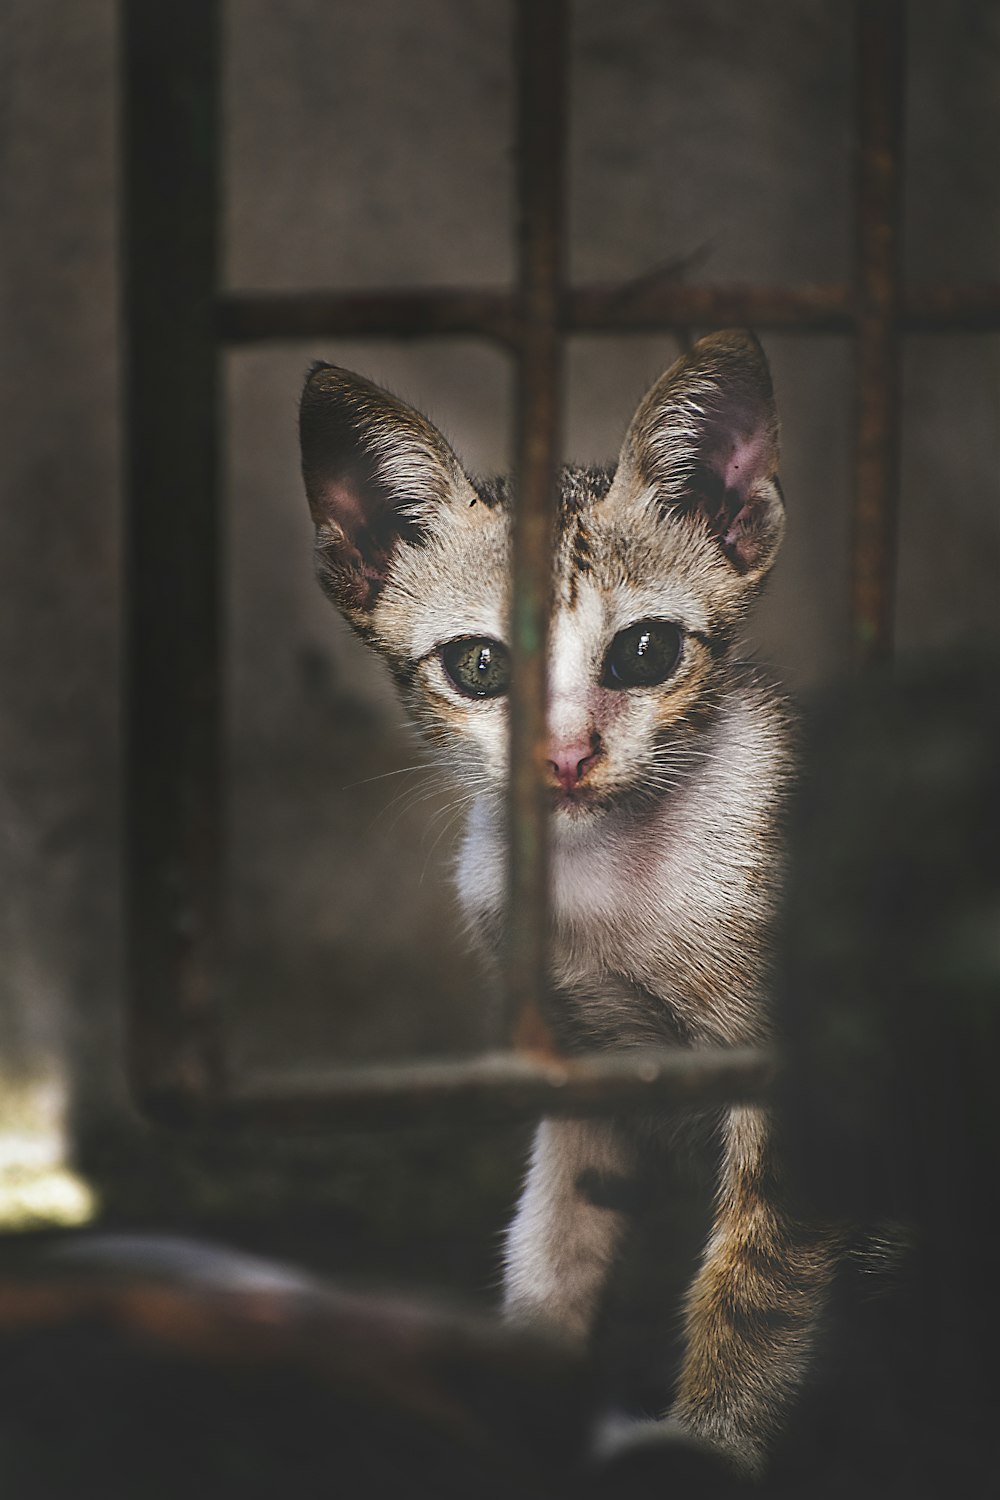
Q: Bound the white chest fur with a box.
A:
[456,686,785,1045]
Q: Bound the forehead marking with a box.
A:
[567,517,595,607]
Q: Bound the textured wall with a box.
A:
[1,0,122,1129]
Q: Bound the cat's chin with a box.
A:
[550,780,664,836]
[549,788,612,828]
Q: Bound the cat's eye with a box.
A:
[440,637,511,699]
[603,620,683,689]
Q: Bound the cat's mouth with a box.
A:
[548,773,668,824]
[548,783,609,819]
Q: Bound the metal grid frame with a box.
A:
[123,0,997,1127]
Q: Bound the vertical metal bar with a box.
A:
[505,0,569,1054]
[122,0,225,1111]
[853,0,906,662]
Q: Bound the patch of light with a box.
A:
[0,1074,98,1230]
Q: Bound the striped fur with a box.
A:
[299,331,834,1474]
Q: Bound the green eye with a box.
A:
[440,637,511,699]
[603,620,682,689]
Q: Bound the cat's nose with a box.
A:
[547,736,603,791]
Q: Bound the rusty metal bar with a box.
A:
[852,0,906,662]
[217,282,854,343]
[203,1049,774,1131]
[218,281,1000,346]
[568,280,853,332]
[504,0,569,1056]
[122,0,227,1111]
[900,283,1000,332]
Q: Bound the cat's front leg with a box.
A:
[503,1117,634,1346]
[670,1105,837,1476]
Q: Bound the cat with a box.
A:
[298,330,835,1476]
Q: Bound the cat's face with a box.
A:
[299,332,784,832]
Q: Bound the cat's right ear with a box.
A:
[616,331,784,584]
[299,363,476,619]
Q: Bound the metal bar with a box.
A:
[218,282,1000,346]
[504,0,569,1056]
[568,280,854,332]
[852,0,906,661]
[901,284,1000,332]
[195,1049,774,1131]
[122,0,226,1110]
[217,283,854,343]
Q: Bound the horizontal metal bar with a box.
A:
[140,1047,775,1131]
[568,280,855,332]
[900,284,1000,332]
[217,283,1000,346]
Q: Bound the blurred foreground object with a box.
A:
[773,649,1000,1496]
[0,1232,590,1500]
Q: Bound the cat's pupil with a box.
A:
[441,637,511,699]
[604,620,682,689]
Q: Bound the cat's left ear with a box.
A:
[618,330,784,580]
[299,362,478,620]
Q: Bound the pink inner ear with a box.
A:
[697,419,779,574]
[720,427,772,496]
[316,475,399,611]
[326,477,370,543]
[722,502,754,551]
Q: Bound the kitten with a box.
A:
[298,331,835,1476]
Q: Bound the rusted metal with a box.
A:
[902,283,1000,332]
[122,0,227,1110]
[852,0,906,662]
[568,280,854,332]
[217,282,856,344]
[504,0,569,1057]
[208,1048,775,1131]
[219,279,1000,346]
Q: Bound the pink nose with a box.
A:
[547,737,602,791]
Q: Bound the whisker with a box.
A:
[341,762,434,791]
[420,795,480,882]
[377,780,456,836]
